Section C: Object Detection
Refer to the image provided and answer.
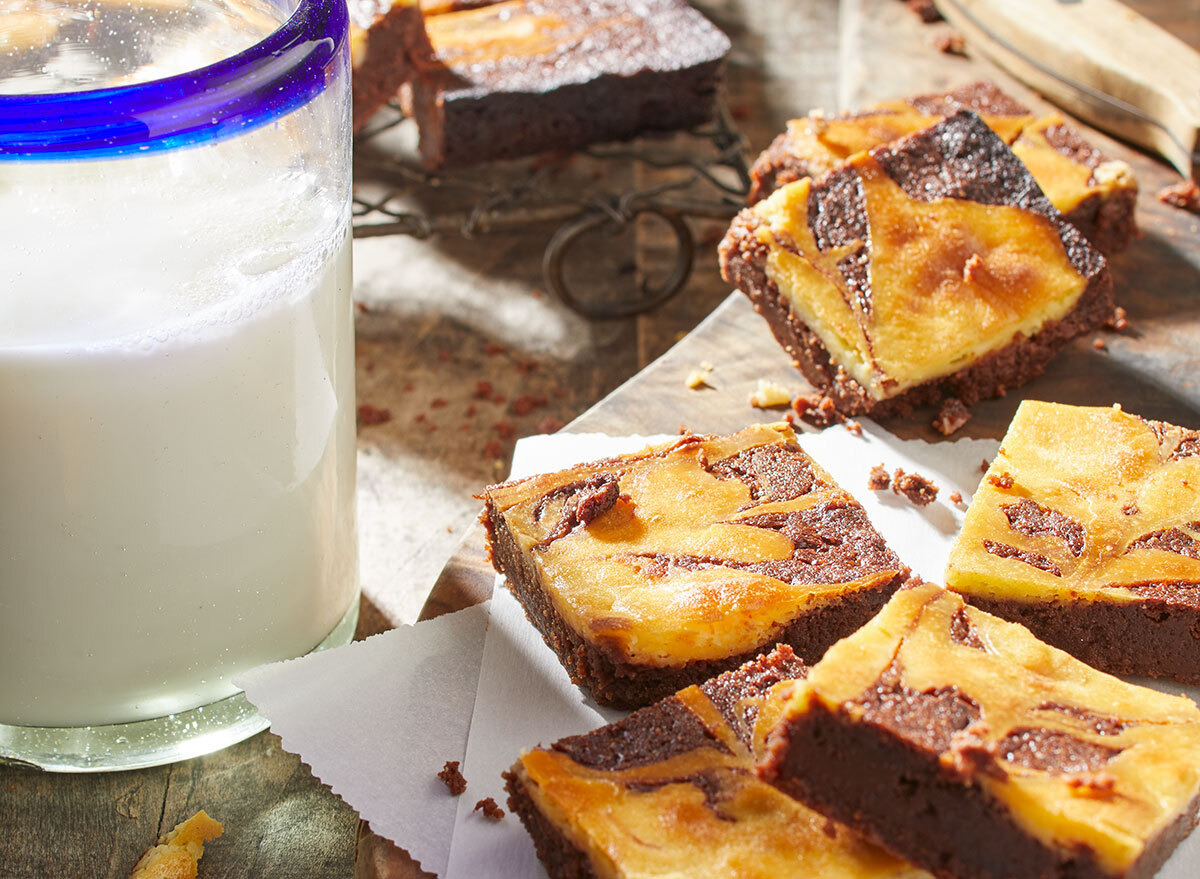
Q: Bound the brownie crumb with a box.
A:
[1157,179,1200,213]
[902,0,942,22]
[980,459,991,474]
[792,392,844,428]
[867,465,891,491]
[949,491,963,505]
[892,468,938,506]
[1104,306,1130,333]
[357,403,392,427]
[844,419,862,436]
[1093,337,1107,351]
[933,31,965,54]
[438,761,467,796]
[473,797,504,820]
[932,397,971,436]
[988,473,1015,489]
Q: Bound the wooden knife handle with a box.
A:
[935,0,1200,180]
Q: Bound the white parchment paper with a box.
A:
[238,422,1200,878]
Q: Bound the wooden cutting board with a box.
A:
[421,0,1200,625]
[365,0,1200,874]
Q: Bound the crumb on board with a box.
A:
[867,465,891,491]
[844,419,862,436]
[892,468,938,506]
[980,458,990,474]
[685,367,712,389]
[931,397,971,436]
[933,31,965,54]
[902,0,942,23]
[357,403,392,427]
[1093,337,1107,351]
[1157,179,1200,213]
[792,392,843,428]
[1105,306,1130,333]
[748,378,792,409]
[987,472,1015,489]
[474,797,505,821]
[949,490,963,505]
[130,810,223,879]
[439,760,467,796]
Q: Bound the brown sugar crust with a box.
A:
[964,593,1200,684]
[410,0,730,168]
[722,112,1113,418]
[485,497,900,707]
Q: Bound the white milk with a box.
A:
[0,137,358,727]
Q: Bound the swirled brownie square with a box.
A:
[748,82,1138,255]
[946,400,1200,683]
[504,645,931,879]
[409,0,730,169]
[758,584,1200,879]
[721,111,1113,418]
[481,423,908,708]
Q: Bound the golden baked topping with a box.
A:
[946,400,1200,603]
[1011,115,1136,215]
[779,584,1200,875]
[753,155,1089,399]
[486,423,904,664]
[422,0,579,65]
[515,677,929,879]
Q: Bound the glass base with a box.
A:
[0,597,359,773]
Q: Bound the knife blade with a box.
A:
[934,0,1200,181]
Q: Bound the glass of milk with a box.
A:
[0,0,358,770]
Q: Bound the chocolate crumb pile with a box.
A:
[892,468,938,506]
[932,397,971,436]
[438,760,467,796]
[1158,180,1200,214]
[867,465,891,491]
[474,797,505,821]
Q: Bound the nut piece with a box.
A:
[130,810,223,879]
[748,379,792,409]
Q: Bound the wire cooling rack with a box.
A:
[351,103,751,319]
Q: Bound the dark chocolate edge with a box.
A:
[482,493,904,709]
[962,594,1200,686]
[503,647,808,879]
[759,699,1113,879]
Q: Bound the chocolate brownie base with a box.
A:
[411,0,730,169]
[965,593,1200,685]
[504,648,807,879]
[721,112,1113,418]
[483,500,901,709]
[350,1,429,131]
[759,698,1198,879]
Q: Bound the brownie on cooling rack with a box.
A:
[505,645,932,879]
[349,0,431,130]
[720,110,1113,419]
[946,400,1200,683]
[481,422,908,708]
[758,583,1200,879]
[748,82,1137,254]
[407,0,730,169]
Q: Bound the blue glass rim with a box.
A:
[0,0,348,161]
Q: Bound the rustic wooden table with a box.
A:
[3,1,1198,876]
